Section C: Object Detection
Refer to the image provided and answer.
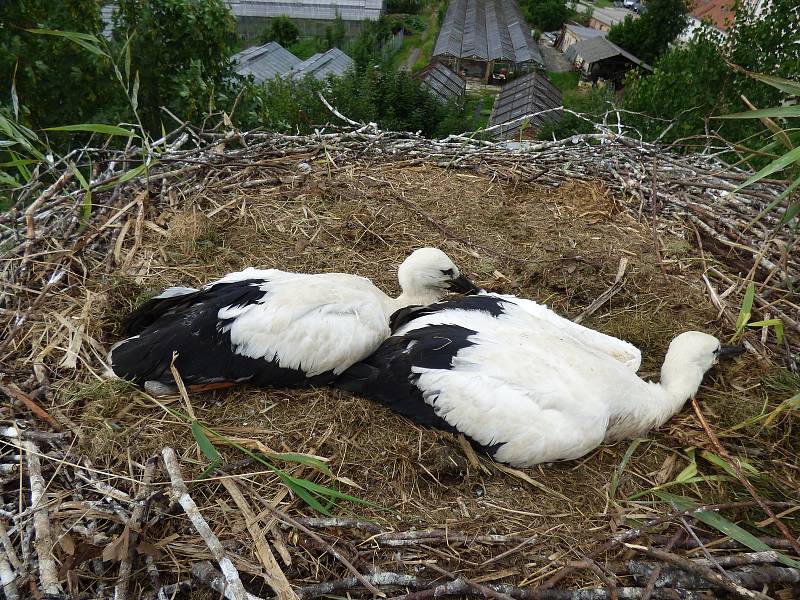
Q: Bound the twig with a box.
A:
[650,157,667,277]
[0,550,18,600]
[220,477,297,600]
[114,456,157,600]
[624,544,772,600]
[426,562,516,600]
[0,381,63,432]
[265,504,386,598]
[161,447,248,600]
[23,440,61,596]
[691,398,800,556]
[190,561,265,600]
[642,528,683,600]
[574,257,629,324]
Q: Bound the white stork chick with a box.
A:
[336,295,743,467]
[108,247,477,395]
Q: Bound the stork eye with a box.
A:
[713,346,720,354]
[441,268,455,276]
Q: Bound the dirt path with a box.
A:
[401,47,421,71]
[538,42,574,73]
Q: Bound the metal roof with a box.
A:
[420,62,466,102]
[233,42,302,83]
[565,37,652,70]
[488,72,562,138]
[433,0,543,66]
[289,47,354,81]
[563,23,607,41]
[226,0,384,22]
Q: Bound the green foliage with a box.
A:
[537,84,612,140]
[608,0,688,65]
[114,0,237,133]
[621,0,800,161]
[0,0,117,130]
[259,15,300,47]
[236,66,472,137]
[324,13,347,49]
[387,0,424,14]
[521,0,571,32]
[289,37,323,60]
[349,17,394,71]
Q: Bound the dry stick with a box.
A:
[426,562,516,600]
[291,517,382,534]
[23,440,61,596]
[0,521,22,573]
[650,157,668,277]
[573,257,629,324]
[0,381,63,432]
[220,477,298,600]
[190,562,265,600]
[114,456,157,600]
[0,551,18,600]
[691,398,800,556]
[265,504,386,598]
[641,529,684,600]
[161,447,249,600]
[624,544,772,600]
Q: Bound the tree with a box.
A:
[621,0,800,151]
[260,15,300,47]
[114,0,238,133]
[608,0,688,64]
[522,0,570,32]
[0,0,118,130]
[324,13,346,50]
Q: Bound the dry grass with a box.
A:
[2,148,798,598]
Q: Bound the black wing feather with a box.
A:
[388,295,511,333]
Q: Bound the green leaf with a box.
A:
[717,105,800,120]
[191,421,221,463]
[699,450,759,477]
[26,28,109,57]
[749,173,800,227]
[735,283,755,332]
[656,491,800,568]
[71,163,93,223]
[116,162,149,184]
[268,452,333,476]
[0,171,19,187]
[780,199,800,225]
[273,469,332,515]
[45,123,136,137]
[610,439,642,500]
[740,71,800,96]
[746,318,784,344]
[735,145,800,191]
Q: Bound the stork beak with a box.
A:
[447,274,481,295]
[718,344,746,359]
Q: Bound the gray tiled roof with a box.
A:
[420,62,466,102]
[233,42,302,84]
[290,47,354,81]
[434,0,543,66]
[565,37,652,70]
[488,72,562,138]
[226,0,384,22]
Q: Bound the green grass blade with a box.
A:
[746,318,784,344]
[610,439,641,500]
[268,452,333,476]
[273,469,332,515]
[735,145,800,191]
[191,421,221,463]
[717,105,800,120]
[71,162,92,222]
[735,282,755,332]
[46,123,136,136]
[699,449,759,477]
[780,199,800,225]
[655,491,800,568]
[116,163,149,184]
[739,71,800,96]
[26,28,109,57]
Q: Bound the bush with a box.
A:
[386,0,423,14]
[537,85,613,140]
[521,0,570,32]
[259,15,299,47]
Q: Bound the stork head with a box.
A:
[397,248,478,303]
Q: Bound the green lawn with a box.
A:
[411,1,444,72]
[546,71,580,92]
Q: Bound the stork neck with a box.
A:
[393,288,443,311]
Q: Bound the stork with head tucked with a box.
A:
[107,247,477,396]
[336,294,743,467]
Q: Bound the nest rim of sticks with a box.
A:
[0,121,799,600]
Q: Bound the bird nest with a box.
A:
[0,124,798,600]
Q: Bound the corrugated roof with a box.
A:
[226,0,384,22]
[289,47,354,81]
[233,42,302,84]
[564,23,607,41]
[433,0,543,66]
[565,36,652,70]
[420,63,466,102]
[488,72,562,138]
